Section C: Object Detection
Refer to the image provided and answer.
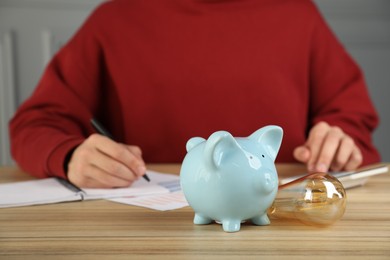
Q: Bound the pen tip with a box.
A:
[143,174,151,182]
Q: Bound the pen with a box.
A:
[56,178,85,200]
[90,118,151,182]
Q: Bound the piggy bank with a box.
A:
[180,125,283,232]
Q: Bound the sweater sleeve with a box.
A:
[307,3,381,165]
[9,4,109,179]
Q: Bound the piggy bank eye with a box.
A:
[262,154,265,158]
[246,153,261,169]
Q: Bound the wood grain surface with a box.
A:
[0,164,389,259]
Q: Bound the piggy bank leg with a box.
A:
[222,220,241,232]
[194,213,213,225]
[251,214,270,226]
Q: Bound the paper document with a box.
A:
[109,170,189,211]
[109,191,189,211]
[82,175,168,200]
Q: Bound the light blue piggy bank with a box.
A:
[180,125,283,232]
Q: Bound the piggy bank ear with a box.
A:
[186,137,206,152]
[249,125,283,161]
[204,131,240,170]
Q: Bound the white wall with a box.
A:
[0,0,389,165]
[0,0,105,165]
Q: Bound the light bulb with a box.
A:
[268,173,347,226]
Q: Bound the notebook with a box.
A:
[279,163,389,189]
[0,170,172,208]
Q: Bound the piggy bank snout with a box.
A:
[254,170,278,194]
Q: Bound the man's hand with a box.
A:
[67,134,146,188]
[293,121,362,172]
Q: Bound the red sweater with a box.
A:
[10,0,380,179]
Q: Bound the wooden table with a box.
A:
[0,164,389,259]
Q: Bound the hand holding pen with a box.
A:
[90,118,150,182]
[66,118,149,188]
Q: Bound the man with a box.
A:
[10,0,380,188]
